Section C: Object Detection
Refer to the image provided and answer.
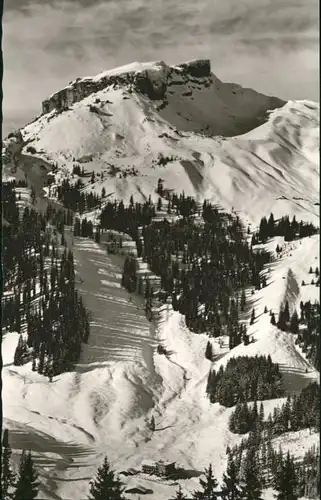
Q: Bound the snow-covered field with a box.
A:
[2,60,319,499]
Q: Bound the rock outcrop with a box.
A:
[41,59,212,115]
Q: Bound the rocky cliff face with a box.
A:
[41,59,212,115]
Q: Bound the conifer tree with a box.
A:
[193,464,219,500]
[1,429,16,500]
[170,485,188,500]
[205,341,213,361]
[13,450,39,500]
[289,311,299,334]
[273,451,298,500]
[242,448,262,500]
[268,213,275,235]
[277,308,287,331]
[250,309,255,325]
[221,454,245,500]
[13,336,27,366]
[88,456,126,500]
[240,290,246,312]
[259,402,264,427]
[283,301,290,323]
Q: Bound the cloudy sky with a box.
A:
[3,0,319,136]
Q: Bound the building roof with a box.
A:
[141,460,156,467]
[125,485,153,494]
[157,460,176,467]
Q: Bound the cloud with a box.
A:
[3,0,319,136]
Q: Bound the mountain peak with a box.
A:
[42,59,213,115]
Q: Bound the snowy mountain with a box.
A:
[2,59,319,500]
[4,60,319,227]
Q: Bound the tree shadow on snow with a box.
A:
[173,468,203,479]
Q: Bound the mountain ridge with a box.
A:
[41,59,285,125]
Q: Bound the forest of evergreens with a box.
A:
[229,382,319,435]
[206,355,285,407]
[252,213,318,244]
[2,182,90,377]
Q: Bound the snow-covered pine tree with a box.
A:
[13,450,39,500]
[250,308,255,325]
[170,485,188,500]
[273,451,298,500]
[205,341,213,361]
[1,429,16,500]
[193,464,219,500]
[289,311,299,334]
[13,336,27,366]
[221,453,245,499]
[242,448,262,500]
[88,456,126,500]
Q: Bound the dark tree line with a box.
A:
[228,423,319,498]
[3,184,71,289]
[2,181,90,377]
[229,382,319,436]
[1,429,39,500]
[296,301,320,370]
[12,246,90,376]
[99,196,156,239]
[121,194,271,345]
[252,213,318,244]
[206,355,284,407]
[272,300,320,370]
[73,217,94,238]
[56,178,101,214]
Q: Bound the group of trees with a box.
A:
[1,430,39,500]
[270,300,320,371]
[2,181,90,377]
[120,195,271,344]
[227,424,319,498]
[121,256,138,292]
[56,178,101,214]
[252,213,318,244]
[206,355,285,407]
[100,196,156,239]
[11,245,90,376]
[73,217,94,238]
[296,301,320,370]
[229,382,319,436]
[85,450,319,500]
